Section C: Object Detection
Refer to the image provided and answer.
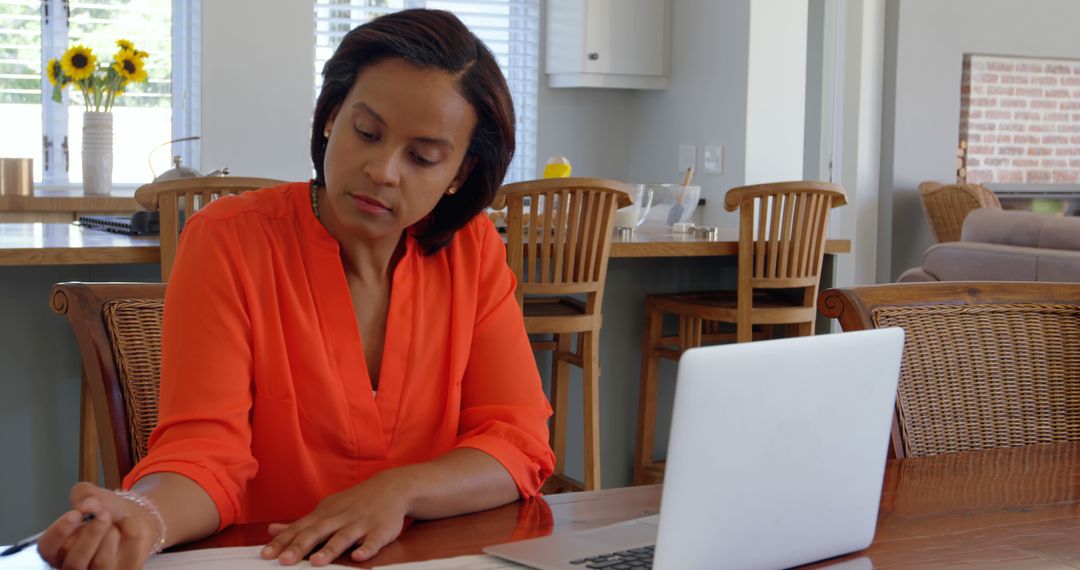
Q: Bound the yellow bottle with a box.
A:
[543,156,572,178]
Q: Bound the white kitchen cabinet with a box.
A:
[546,0,671,89]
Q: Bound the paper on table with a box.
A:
[145,545,353,568]
[371,554,526,569]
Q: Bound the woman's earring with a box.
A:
[323,129,330,138]
[446,186,457,196]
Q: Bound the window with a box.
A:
[0,0,198,185]
[313,0,539,183]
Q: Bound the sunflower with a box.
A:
[135,50,149,60]
[60,45,95,81]
[112,49,146,83]
[116,39,134,51]
[45,58,62,86]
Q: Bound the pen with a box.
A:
[0,513,96,557]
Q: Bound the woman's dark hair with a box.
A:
[312,9,515,254]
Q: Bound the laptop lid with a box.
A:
[484,328,903,570]
[653,327,904,569]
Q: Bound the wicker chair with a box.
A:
[135,177,284,281]
[918,181,1001,243]
[492,177,632,492]
[51,282,166,489]
[819,282,1080,459]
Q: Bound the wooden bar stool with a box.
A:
[494,177,632,492]
[134,176,284,282]
[634,181,847,485]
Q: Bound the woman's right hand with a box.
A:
[37,482,162,570]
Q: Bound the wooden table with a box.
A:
[11,442,1080,568]
[0,223,849,267]
[171,442,1080,568]
[0,223,159,266]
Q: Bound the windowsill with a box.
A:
[31,183,139,197]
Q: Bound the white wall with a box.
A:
[201,1,314,181]
[832,0,886,288]
[745,0,808,187]
[881,0,1080,280]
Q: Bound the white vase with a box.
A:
[82,111,113,196]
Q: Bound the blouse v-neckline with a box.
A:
[296,184,417,455]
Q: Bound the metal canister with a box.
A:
[691,225,719,240]
[0,158,32,196]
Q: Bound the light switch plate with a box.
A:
[678,144,696,174]
[703,145,723,174]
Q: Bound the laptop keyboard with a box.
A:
[570,545,654,568]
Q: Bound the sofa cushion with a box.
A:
[962,208,1046,248]
[1037,254,1080,282]
[1039,215,1080,251]
[921,242,1038,281]
[897,267,936,283]
[962,207,1080,252]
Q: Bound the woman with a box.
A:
[38,9,554,569]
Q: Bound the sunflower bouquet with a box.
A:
[45,39,149,112]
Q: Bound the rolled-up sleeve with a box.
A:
[454,220,555,497]
[121,215,258,530]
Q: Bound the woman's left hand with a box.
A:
[260,471,412,566]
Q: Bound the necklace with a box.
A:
[310,183,320,220]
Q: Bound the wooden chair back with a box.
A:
[918,181,1002,243]
[723,181,846,338]
[135,177,284,281]
[51,282,167,489]
[493,177,633,311]
[820,282,1080,459]
[725,181,847,290]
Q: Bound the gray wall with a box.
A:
[536,39,637,181]
[537,87,637,180]
[539,0,752,228]
[536,0,754,488]
[627,0,751,229]
[882,0,1080,280]
[0,265,160,542]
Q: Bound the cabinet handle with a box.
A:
[588,52,599,61]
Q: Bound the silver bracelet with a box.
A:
[113,490,167,555]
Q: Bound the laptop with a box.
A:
[484,328,904,570]
[78,210,162,235]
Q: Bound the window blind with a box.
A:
[0,1,43,177]
[0,0,41,103]
[313,0,539,183]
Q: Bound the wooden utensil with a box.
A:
[667,166,695,224]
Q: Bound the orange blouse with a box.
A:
[123,182,554,530]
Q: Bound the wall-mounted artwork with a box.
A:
[960,54,1080,186]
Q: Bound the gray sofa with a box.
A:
[899,208,1080,283]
